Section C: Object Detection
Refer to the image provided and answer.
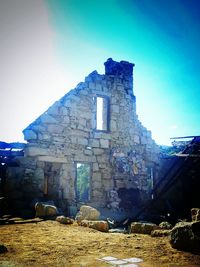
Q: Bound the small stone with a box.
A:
[56,216,74,224]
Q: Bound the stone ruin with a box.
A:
[4,58,160,218]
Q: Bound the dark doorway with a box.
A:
[44,162,61,200]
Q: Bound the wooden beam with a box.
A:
[175,153,200,158]
[0,150,24,157]
[0,141,25,149]
[170,135,200,139]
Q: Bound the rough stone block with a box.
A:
[77,137,88,146]
[35,202,58,218]
[130,222,158,235]
[170,221,200,254]
[100,139,109,148]
[151,229,171,237]
[134,135,140,144]
[95,83,102,91]
[56,216,74,224]
[141,136,147,145]
[25,147,50,157]
[92,172,102,181]
[112,105,120,113]
[84,149,93,155]
[48,124,64,134]
[93,162,99,171]
[110,120,117,131]
[37,156,68,163]
[75,205,100,222]
[93,180,102,189]
[91,139,100,148]
[93,148,104,155]
[79,220,109,232]
[38,133,51,141]
[23,129,37,140]
[40,114,57,124]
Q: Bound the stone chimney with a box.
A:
[104,58,134,77]
[104,58,135,96]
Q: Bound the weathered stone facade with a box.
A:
[7,59,160,216]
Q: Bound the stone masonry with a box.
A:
[7,58,160,216]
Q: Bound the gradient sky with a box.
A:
[0,0,200,145]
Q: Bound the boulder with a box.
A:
[170,221,200,254]
[56,216,74,224]
[79,219,109,232]
[35,202,58,218]
[75,205,100,222]
[0,244,8,254]
[159,221,173,229]
[191,208,200,222]
[151,229,171,237]
[130,222,158,235]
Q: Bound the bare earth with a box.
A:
[0,220,200,267]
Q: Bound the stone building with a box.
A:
[7,58,160,217]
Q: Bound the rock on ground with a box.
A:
[130,222,158,235]
[170,221,200,254]
[75,205,100,222]
[35,202,58,218]
[151,229,171,237]
[56,216,74,224]
[79,219,109,232]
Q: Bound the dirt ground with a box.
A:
[0,220,200,267]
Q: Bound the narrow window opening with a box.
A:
[75,163,90,202]
[96,96,109,131]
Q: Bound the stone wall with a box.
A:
[7,58,160,216]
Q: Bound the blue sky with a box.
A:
[0,0,199,145]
